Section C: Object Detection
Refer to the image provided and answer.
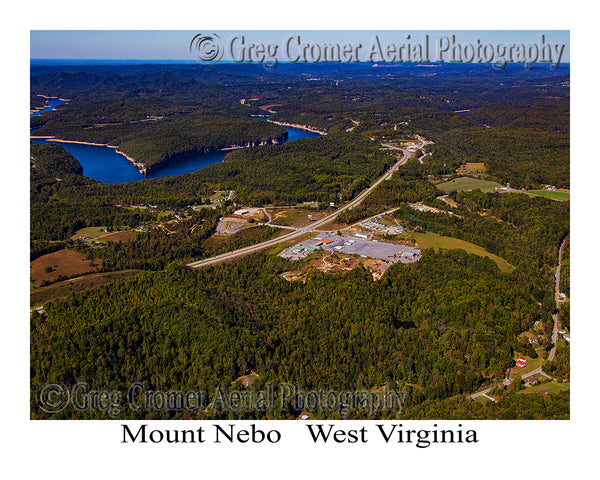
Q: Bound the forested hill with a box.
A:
[30,62,569,420]
[201,132,393,205]
[31,63,569,188]
[31,247,548,419]
[30,142,83,178]
[32,105,288,171]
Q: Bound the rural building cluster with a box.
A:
[279,233,421,270]
[359,215,404,235]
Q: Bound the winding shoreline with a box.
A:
[255,117,327,136]
[30,136,149,174]
[36,94,70,101]
[31,97,304,176]
[30,135,288,175]
[30,96,70,114]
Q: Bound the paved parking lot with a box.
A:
[279,233,421,264]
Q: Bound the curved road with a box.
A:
[548,236,567,362]
[470,236,567,400]
[187,143,415,268]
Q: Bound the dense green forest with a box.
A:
[30,94,49,110]
[430,127,569,189]
[30,143,159,241]
[88,221,282,271]
[30,142,83,177]
[467,102,570,134]
[203,133,393,205]
[32,248,549,419]
[402,389,569,420]
[30,62,569,420]
[31,178,568,420]
[267,104,569,190]
[33,102,287,170]
[29,131,393,242]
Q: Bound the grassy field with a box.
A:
[209,190,230,201]
[457,162,486,174]
[517,331,543,346]
[31,270,141,308]
[528,190,570,201]
[380,214,403,227]
[318,219,350,231]
[436,176,502,193]
[519,381,570,395]
[400,231,515,273]
[473,395,492,405]
[70,226,107,241]
[98,231,137,243]
[266,232,315,255]
[203,225,286,256]
[509,355,545,379]
[267,207,331,227]
[71,227,136,243]
[30,249,102,286]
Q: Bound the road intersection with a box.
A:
[187,139,417,268]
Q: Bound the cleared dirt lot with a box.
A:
[216,208,268,234]
[281,251,390,282]
[436,195,459,208]
[30,249,102,286]
[266,207,331,227]
[216,217,249,234]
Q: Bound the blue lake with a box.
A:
[31,107,321,184]
[30,98,68,117]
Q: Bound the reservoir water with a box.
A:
[31,107,321,184]
[30,98,68,117]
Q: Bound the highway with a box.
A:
[187,142,414,268]
[187,133,569,401]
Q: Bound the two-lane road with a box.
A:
[470,236,567,399]
[187,147,410,268]
[548,236,567,362]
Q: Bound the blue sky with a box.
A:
[31,30,570,62]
